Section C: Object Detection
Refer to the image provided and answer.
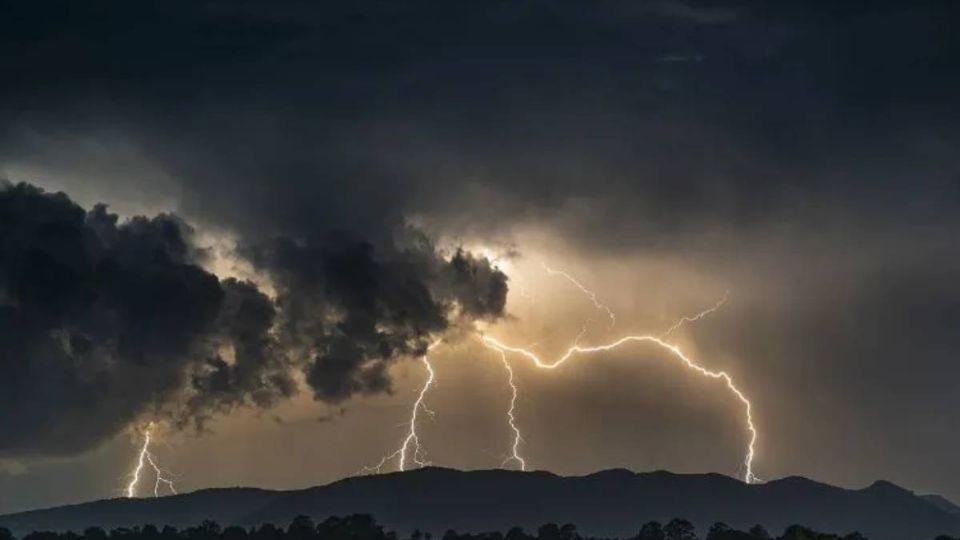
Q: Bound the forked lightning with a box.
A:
[367,263,760,483]
[362,341,442,473]
[125,422,177,498]
[486,276,732,475]
[481,333,759,484]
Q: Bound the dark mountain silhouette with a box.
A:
[2,468,958,540]
[923,494,960,515]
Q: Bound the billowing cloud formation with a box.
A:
[0,182,227,454]
[248,233,507,402]
[1,0,959,506]
[0,182,507,456]
[185,278,295,425]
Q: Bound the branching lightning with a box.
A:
[660,289,730,338]
[481,333,759,483]
[125,422,177,498]
[363,260,760,485]
[484,269,754,482]
[111,255,751,489]
[363,341,441,474]
[541,263,616,327]
[496,348,526,471]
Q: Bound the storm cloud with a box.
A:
[0,182,507,455]
[0,182,227,455]
[247,232,507,402]
[1,0,959,508]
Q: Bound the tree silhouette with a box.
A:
[706,524,746,540]
[7,513,960,540]
[505,527,530,540]
[22,531,59,540]
[160,527,178,540]
[637,522,664,540]
[221,527,247,540]
[706,524,730,540]
[82,529,106,540]
[663,520,697,540]
[287,516,315,540]
[779,525,824,540]
[250,524,279,540]
[537,524,560,540]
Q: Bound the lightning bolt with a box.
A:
[486,265,748,480]
[541,262,616,327]
[488,263,614,472]
[362,341,441,474]
[481,334,759,483]
[496,348,526,471]
[125,422,177,498]
[660,289,730,337]
[364,258,759,484]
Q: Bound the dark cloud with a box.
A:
[0,182,225,455]
[249,232,507,402]
[4,0,956,250]
[0,182,508,455]
[1,0,959,505]
[185,278,296,424]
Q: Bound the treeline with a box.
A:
[1,515,958,540]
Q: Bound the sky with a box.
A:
[1,0,959,513]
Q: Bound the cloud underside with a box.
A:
[0,1,958,502]
[0,183,507,456]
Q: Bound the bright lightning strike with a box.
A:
[365,258,758,485]
[363,341,441,474]
[487,262,614,472]
[496,348,526,471]
[487,268,732,476]
[125,422,177,498]
[481,334,760,484]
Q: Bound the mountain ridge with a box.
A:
[2,468,958,540]
[922,494,960,515]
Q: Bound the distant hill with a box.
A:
[922,494,960,515]
[2,468,959,540]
